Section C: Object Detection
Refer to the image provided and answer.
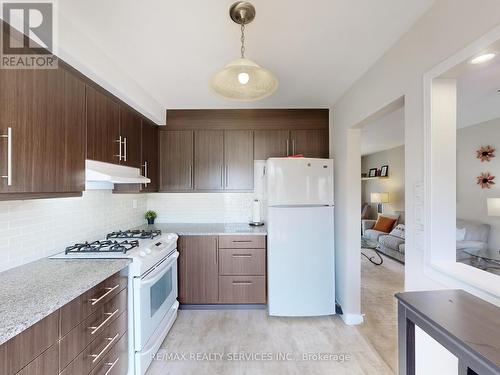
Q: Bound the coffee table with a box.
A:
[460,248,500,276]
[361,236,383,265]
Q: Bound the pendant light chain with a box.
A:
[240,23,245,58]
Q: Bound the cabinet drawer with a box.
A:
[60,272,127,337]
[90,333,128,375]
[219,276,266,304]
[60,288,127,370]
[218,235,266,249]
[60,312,127,375]
[0,310,59,375]
[219,248,266,276]
[15,343,58,375]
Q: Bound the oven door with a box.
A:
[133,250,179,351]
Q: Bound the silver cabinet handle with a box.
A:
[292,139,296,155]
[142,161,148,187]
[232,254,252,258]
[104,357,120,375]
[220,165,223,188]
[286,139,290,156]
[225,165,228,188]
[232,281,252,285]
[89,284,120,306]
[88,309,119,335]
[90,333,120,363]
[214,238,218,265]
[123,137,127,162]
[190,164,193,188]
[114,136,122,160]
[1,127,12,186]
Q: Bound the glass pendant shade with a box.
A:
[211,58,278,101]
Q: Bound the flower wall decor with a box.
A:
[477,172,495,189]
[476,145,496,162]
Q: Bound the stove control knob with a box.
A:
[139,251,146,257]
[145,248,152,254]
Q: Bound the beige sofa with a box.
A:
[456,218,490,260]
[362,213,405,263]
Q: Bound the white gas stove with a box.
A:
[51,229,179,375]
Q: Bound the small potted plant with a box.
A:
[145,210,157,225]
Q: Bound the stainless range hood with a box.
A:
[85,160,150,189]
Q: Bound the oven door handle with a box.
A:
[138,251,179,288]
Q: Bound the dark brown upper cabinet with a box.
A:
[86,85,121,164]
[290,129,329,158]
[194,130,224,190]
[159,130,193,191]
[141,119,159,192]
[254,130,289,160]
[0,67,86,198]
[224,130,254,190]
[119,105,142,168]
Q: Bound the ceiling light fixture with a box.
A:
[470,52,496,64]
[210,1,278,101]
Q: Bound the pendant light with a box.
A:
[210,1,278,101]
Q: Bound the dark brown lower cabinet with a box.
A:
[0,272,128,375]
[178,235,267,305]
[178,236,219,304]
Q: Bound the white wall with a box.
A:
[361,146,405,220]
[457,118,500,249]
[0,191,146,272]
[331,0,500,372]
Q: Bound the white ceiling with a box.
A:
[361,107,405,156]
[55,0,435,122]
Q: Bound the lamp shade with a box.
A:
[487,198,500,216]
[210,58,278,101]
[371,192,390,204]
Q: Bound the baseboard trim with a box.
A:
[340,313,364,325]
[180,304,267,310]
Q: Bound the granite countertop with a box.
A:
[133,223,267,236]
[0,258,130,346]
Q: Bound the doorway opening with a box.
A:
[354,97,405,373]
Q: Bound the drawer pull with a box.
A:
[104,357,120,375]
[90,285,120,306]
[232,254,252,258]
[232,281,252,285]
[90,333,120,363]
[232,240,252,243]
[89,309,119,335]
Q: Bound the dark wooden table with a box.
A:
[395,290,500,375]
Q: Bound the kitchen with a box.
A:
[0,3,339,373]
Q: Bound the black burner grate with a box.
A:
[65,240,139,254]
[106,229,161,240]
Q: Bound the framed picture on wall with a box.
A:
[380,165,389,177]
[368,168,377,178]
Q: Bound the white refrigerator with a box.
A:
[266,158,335,316]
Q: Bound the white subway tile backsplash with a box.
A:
[0,190,147,272]
[146,193,256,223]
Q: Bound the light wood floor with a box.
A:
[358,250,405,373]
[146,252,403,375]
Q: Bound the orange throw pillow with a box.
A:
[372,216,397,233]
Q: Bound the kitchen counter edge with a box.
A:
[0,257,130,346]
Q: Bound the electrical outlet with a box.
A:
[132,199,138,209]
